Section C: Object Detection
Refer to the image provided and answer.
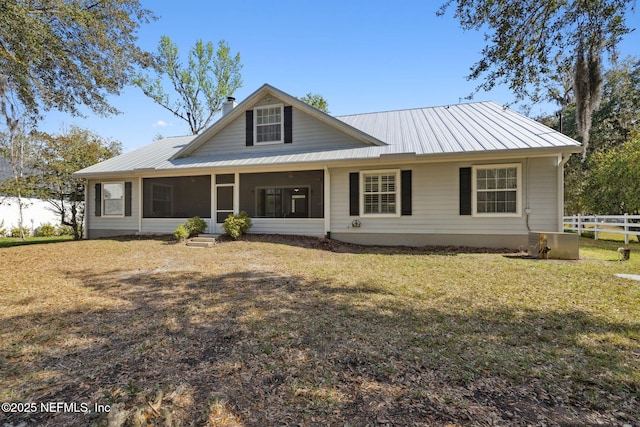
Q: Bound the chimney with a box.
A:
[222,96,236,116]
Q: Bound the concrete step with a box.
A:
[185,234,220,248]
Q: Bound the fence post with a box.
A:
[594,215,599,240]
[577,215,582,236]
[624,213,630,245]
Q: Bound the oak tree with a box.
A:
[438,0,634,157]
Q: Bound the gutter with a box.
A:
[74,145,583,180]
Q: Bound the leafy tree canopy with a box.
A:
[583,134,640,215]
[438,0,635,156]
[33,126,122,239]
[134,36,242,135]
[300,93,329,113]
[0,0,156,118]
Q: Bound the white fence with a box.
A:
[0,197,60,235]
[563,214,640,244]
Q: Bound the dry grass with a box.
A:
[0,235,638,426]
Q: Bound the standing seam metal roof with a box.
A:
[75,99,581,176]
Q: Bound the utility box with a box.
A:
[528,231,579,260]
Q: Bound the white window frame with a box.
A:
[360,169,401,217]
[102,181,125,217]
[254,103,284,145]
[472,163,522,217]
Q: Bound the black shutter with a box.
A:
[245,110,254,146]
[349,172,359,216]
[124,182,132,217]
[95,183,102,217]
[284,106,293,143]
[401,170,412,215]
[459,167,472,215]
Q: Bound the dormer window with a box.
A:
[255,104,283,144]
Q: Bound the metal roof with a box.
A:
[336,101,581,155]
[75,90,581,177]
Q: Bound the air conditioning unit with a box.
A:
[528,231,579,260]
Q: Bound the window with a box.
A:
[102,182,124,216]
[473,164,521,216]
[361,170,399,216]
[256,187,309,218]
[255,104,283,144]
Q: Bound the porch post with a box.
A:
[233,172,240,214]
[324,166,330,237]
[138,177,142,233]
[211,173,215,233]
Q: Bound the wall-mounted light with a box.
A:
[351,219,361,228]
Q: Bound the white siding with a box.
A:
[526,157,559,231]
[87,178,139,236]
[249,218,324,237]
[329,157,559,237]
[191,105,369,158]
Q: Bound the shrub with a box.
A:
[10,226,30,238]
[0,219,6,237]
[37,223,58,237]
[57,225,75,236]
[222,211,252,240]
[173,224,189,242]
[184,216,207,237]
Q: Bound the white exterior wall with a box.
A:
[86,178,140,238]
[250,218,324,237]
[191,106,368,157]
[329,157,559,247]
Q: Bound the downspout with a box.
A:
[557,153,571,232]
[525,158,531,231]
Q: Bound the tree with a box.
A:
[0,76,37,239]
[583,135,640,215]
[438,0,634,158]
[300,93,329,113]
[590,56,640,150]
[0,126,38,240]
[0,0,155,119]
[541,57,640,214]
[33,127,122,240]
[134,36,242,135]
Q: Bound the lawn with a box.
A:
[0,235,74,248]
[0,235,638,426]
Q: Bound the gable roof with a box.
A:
[171,83,386,159]
[75,85,581,177]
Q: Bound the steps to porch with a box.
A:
[185,234,220,248]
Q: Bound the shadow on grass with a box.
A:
[1,267,638,426]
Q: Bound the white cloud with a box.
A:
[153,120,172,128]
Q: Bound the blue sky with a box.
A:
[40,1,640,152]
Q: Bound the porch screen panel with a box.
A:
[143,175,211,218]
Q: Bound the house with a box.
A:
[74,84,582,249]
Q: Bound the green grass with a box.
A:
[0,235,74,248]
[0,235,638,426]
